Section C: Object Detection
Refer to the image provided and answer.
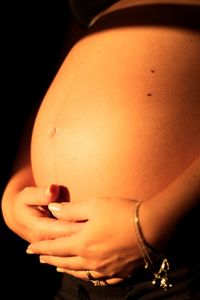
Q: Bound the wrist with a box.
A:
[138,199,176,251]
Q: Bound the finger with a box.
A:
[39,255,128,285]
[56,269,123,285]
[32,218,83,240]
[23,184,60,206]
[39,255,85,270]
[58,269,103,281]
[26,234,81,256]
[39,255,113,279]
[48,201,88,221]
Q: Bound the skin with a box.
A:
[1,0,200,286]
[26,154,200,283]
[2,154,200,284]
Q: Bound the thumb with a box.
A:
[48,201,88,221]
[24,184,60,206]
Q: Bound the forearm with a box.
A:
[1,111,36,232]
[140,154,200,249]
[1,165,35,232]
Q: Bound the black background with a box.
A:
[0,1,73,298]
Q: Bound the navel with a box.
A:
[48,126,59,138]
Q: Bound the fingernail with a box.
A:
[45,184,58,197]
[57,267,64,273]
[45,185,52,197]
[26,248,34,254]
[40,257,46,264]
[48,203,61,212]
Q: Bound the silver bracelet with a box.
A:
[134,201,172,291]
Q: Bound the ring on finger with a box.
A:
[85,270,102,286]
[86,270,95,281]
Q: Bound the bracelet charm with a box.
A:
[152,258,172,290]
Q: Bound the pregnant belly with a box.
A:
[31,24,200,202]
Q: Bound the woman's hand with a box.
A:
[26,197,143,282]
[10,184,77,243]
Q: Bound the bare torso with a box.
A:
[31,0,200,202]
